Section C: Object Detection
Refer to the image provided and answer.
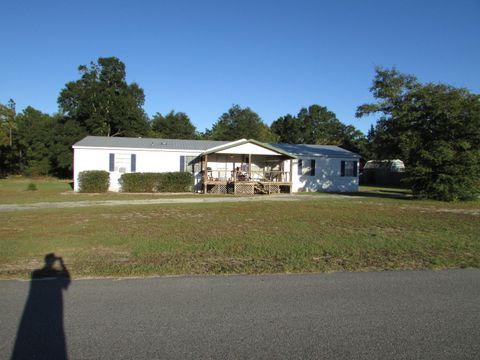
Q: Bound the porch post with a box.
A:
[289,159,293,193]
[203,154,208,194]
[248,154,252,181]
[281,160,284,181]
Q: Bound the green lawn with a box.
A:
[0,177,446,209]
[1,194,478,278]
[0,177,219,204]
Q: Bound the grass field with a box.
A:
[0,177,419,205]
[0,177,419,204]
[0,177,218,204]
[0,178,478,278]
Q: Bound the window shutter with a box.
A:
[341,161,345,177]
[185,156,196,174]
[353,161,358,177]
[109,153,115,172]
[131,154,136,172]
[297,159,303,176]
[180,156,185,172]
[310,159,315,176]
[194,159,201,173]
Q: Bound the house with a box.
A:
[72,136,360,194]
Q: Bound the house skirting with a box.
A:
[204,181,292,195]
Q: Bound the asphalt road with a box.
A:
[1,270,479,359]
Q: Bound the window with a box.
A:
[341,161,358,177]
[108,153,136,173]
[180,155,196,173]
[298,159,315,176]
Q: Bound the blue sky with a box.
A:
[1,0,479,134]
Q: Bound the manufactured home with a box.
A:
[72,136,360,194]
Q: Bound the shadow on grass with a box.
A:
[339,186,414,200]
[376,189,410,195]
[11,253,71,360]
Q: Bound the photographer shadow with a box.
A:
[11,253,71,360]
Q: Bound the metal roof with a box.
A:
[73,136,359,158]
[272,143,360,158]
[73,136,229,151]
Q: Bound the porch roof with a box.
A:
[199,139,297,158]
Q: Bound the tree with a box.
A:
[150,111,197,139]
[1,106,85,178]
[340,124,371,159]
[271,104,368,157]
[356,67,421,161]
[270,114,304,144]
[0,99,18,175]
[58,57,149,137]
[15,107,56,176]
[297,105,346,144]
[0,99,16,146]
[49,116,87,178]
[206,105,275,142]
[357,67,480,201]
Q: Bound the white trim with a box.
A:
[202,138,247,153]
[217,143,282,156]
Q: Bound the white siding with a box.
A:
[73,147,200,191]
[292,157,359,192]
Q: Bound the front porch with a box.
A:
[193,139,296,195]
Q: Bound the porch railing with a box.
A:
[203,169,291,183]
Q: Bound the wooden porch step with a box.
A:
[253,182,268,194]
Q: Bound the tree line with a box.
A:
[1,57,479,200]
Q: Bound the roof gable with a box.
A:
[201,139,295,158]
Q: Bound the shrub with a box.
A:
[26,182,37,191]
[78,170,110,193]
[120,172,193,193]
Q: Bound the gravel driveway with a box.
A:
[0,194,348,212]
